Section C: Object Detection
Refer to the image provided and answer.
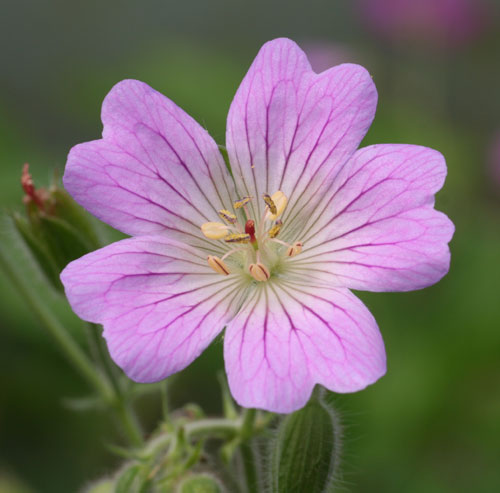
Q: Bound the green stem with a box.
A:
[186,418,241,439]
[240,442,260,493]
[0,245,144,447]
[115,400,144,448]
[0,246,114,403]
[240,408,257,440]
[239,409,259,493]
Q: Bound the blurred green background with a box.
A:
[1,1,499,491]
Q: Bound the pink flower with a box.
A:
[355,0,489,49]
[60,39,454,413]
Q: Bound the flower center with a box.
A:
[201,191,303,281]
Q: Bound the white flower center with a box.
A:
[201,191,303,282]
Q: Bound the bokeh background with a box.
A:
[1,1,499,491]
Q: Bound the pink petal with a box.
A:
[224,283,385,413]
[64,80,235,251]
[226,38,377,219]
[61,235,244,382]
[292,144,454,292]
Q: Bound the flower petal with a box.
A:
[64,80,235,252]
[224,282,385,413]
[226,38,377,220]
[291,144,454,291]
[61,235,246,382]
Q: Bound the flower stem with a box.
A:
[0,246,114,403]
[0,245,144,447]
[114,400,144,448]
[239,409,259,492]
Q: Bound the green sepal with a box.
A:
[38,214,95,268]
[10,212,63,291]
[50,188,100,249]
[269,388,341,493]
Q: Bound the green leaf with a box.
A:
[270,389,341,493]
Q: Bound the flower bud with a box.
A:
[269,388,341,493]
[13,164,100,291]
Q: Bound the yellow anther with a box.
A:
[265,191,287,220]
[224,233,251,244]
[218,209,237,224]
[201,222,229,240]
[249,263,270,282]
[262,193,277,215]
[286,242,303,257]
[233,196,252,209]
[268,220,283,238]
[207,256,230,276]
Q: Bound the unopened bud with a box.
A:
[269,389,342,493]
[201,222,229,240]
[286,242,302,257]
[249,263,270,281]
[207,256,230,276]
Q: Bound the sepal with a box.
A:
[268,387,342,493]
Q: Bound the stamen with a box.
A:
[207,255,230,276]
[262,193,277,215]
[266,191,287,220]
[224,233,251,244]
[249,263,270,282]
[201,221,229,240]
[286,242,303,257]
[218,209,237,224]
[267,220,282,238]
[233,196,252,209]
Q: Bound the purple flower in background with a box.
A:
[301,41,357,73]
[489,132,500,188]
[355,0,489,49]
[61,38,454,413]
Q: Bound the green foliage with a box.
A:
[269,390,341,493]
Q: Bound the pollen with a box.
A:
[233,196,252,209]
[267,220,282,238]
[224,233,251,244]
[265,191,287,220]
[207,255,230,276]
[218,209,237,224]
[286,242,303,257]
[249,263,270,282]
[201,221,229,240]
[262,193,277,215]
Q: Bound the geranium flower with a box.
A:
[60,38,454,413]
[355,0,489,49]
